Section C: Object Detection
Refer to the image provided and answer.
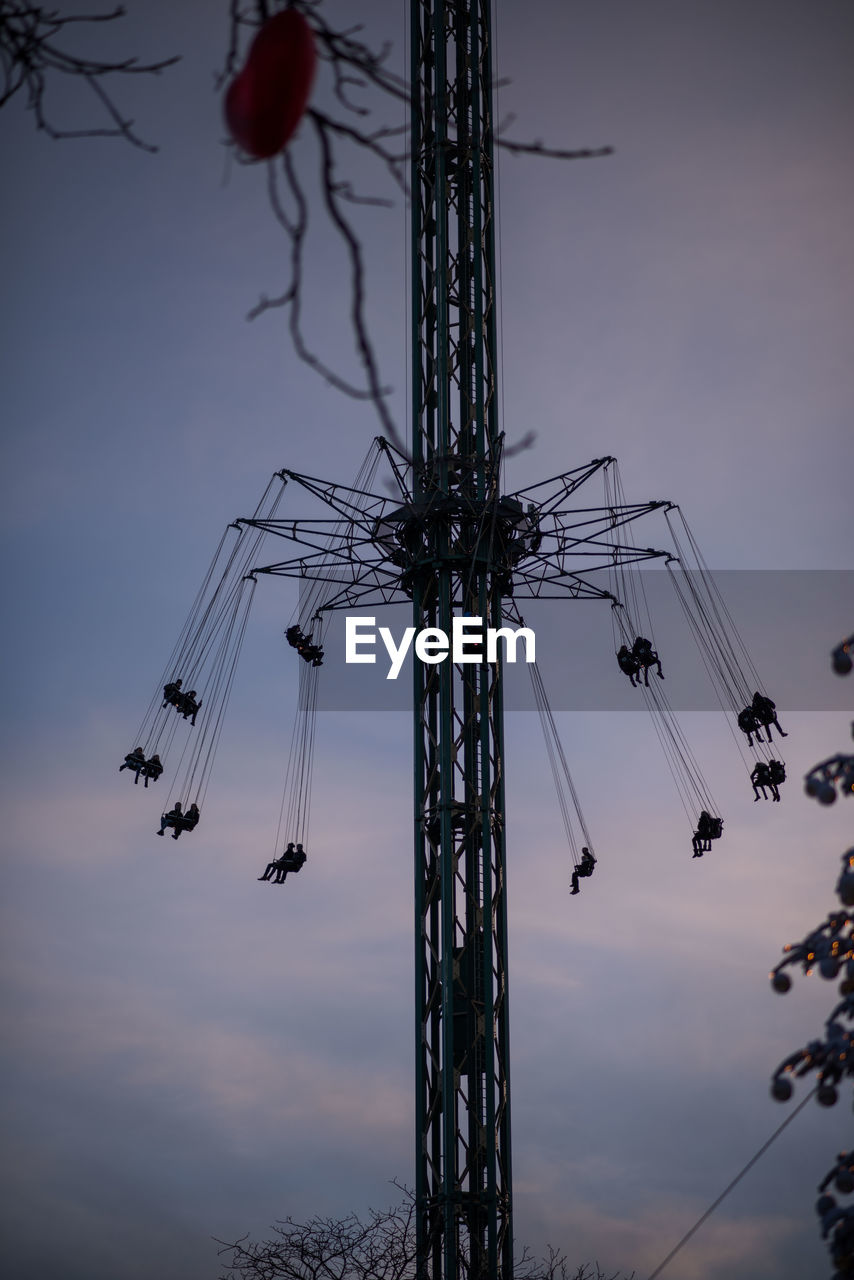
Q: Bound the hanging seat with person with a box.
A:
[119,748,163,787]
[157,801,200,839]
[751,761,773,801]
[750,691,787,742]
[123,477,288,813]
[570,847,596,896]
[285,624,323,666]
[616,644,641,686]
[692,810,723,857]
[660,506,792,798]
[163,679,202,724]
[264,607,330,885]
[630,635,664,685]
[752,759,786,802]
[525,647,599,900]
[258,842,307,883]
[120,747,147,783]
[143,754,164,785]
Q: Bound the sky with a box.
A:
[1,2,853,1278]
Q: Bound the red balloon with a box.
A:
[224,9,316,159]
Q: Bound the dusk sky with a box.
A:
[1,3,853,1279]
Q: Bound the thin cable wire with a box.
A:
[138,473,287,782]
[647,1087,817,1280]
[665,508,758,710]
[528,662,594,871]
[197,579,257,811]
[611,594,717,826]
[135,522,240,752]
[666,559,770,776]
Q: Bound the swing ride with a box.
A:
[121,2,804,1274]
[120,440,789,878]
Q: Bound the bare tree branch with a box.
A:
[496,139,613,161]
[215,1184,634,1280]
[0,1,179,150]
[311,108,407,454]
[246,147,395,416]
[225,2,613,455]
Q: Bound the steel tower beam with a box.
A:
[410,2,512,1276]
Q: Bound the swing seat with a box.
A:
[280,852,306,873]
[161,809,198,833]
[298,644,323,665]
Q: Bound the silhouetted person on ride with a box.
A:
[752,691,787,741]
[158,802,182,836]
[275,842,307,882]
[179,690,201,725]
[163,679,183,708]
[286,625,324,666]
[183,803,200,833]
[120,747,146,783]
[259,842,295,882]
[296,634,323,665]
[157,801,198,838]
[751,761,772,801]
[692,810,722,857]
[737,705,764,747]
[570,846,596,895]
[143,753,163,787]
[631,636,664,685]
[617,644,641,686]
[768,759,786,800]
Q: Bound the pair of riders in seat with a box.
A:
[286,625,324,667]
[737,692,787,747]
[692,810,723,857]
[120,747,163,787]
[258,842,307,883]
[751,759,786,801]
[157,801,200,838]
[617,636,664,687]
[163,679,202,724]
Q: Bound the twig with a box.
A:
[0,0,179,150]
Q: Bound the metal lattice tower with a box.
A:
[235,4,671,1275]
[409,2,511,1275]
